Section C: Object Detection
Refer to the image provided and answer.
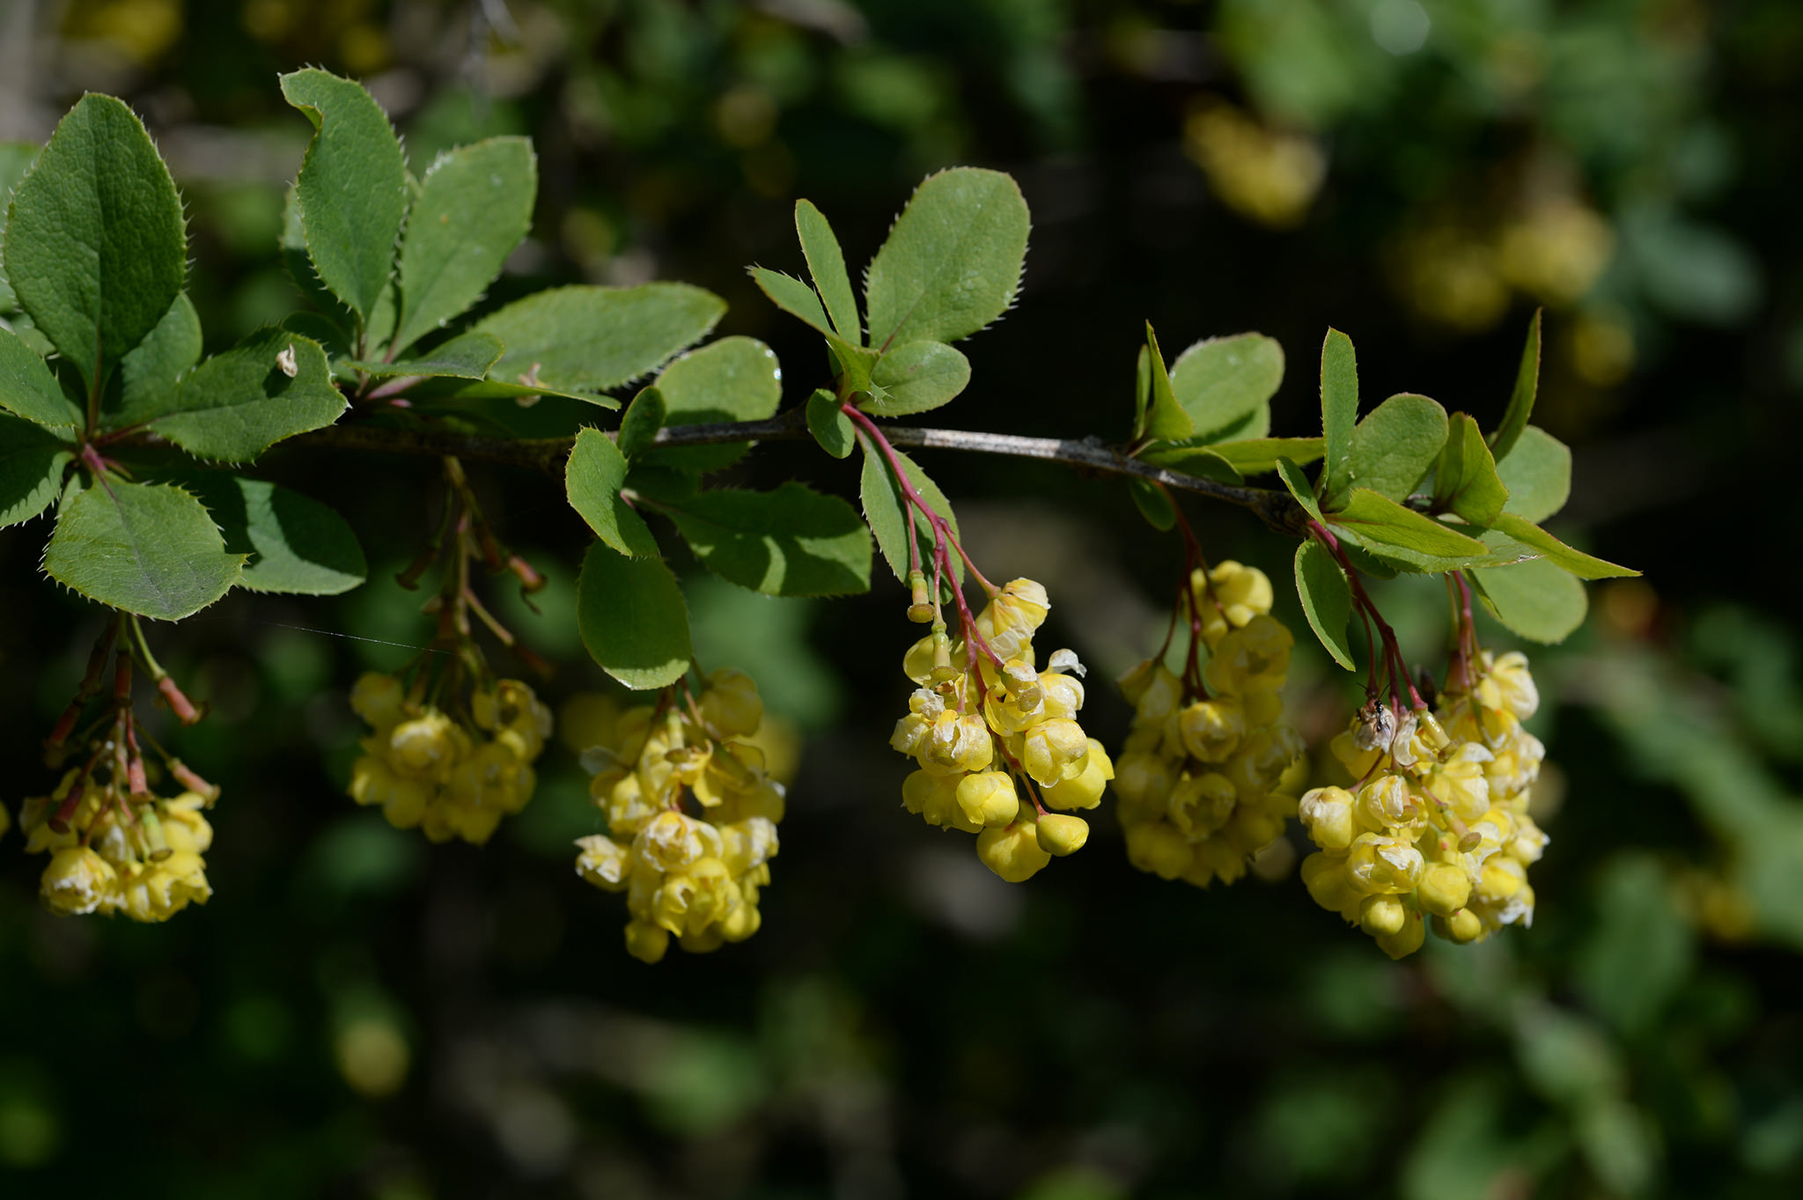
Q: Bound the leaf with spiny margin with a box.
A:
[280,184,355,339]
[864,168,1029,351]
[617,387,666,461]
[1432,412,1510,526]
[1490,308,1541,463]
[44,477,244,619]
[1128,476,1177,531]
[576,541,692,690]
[750,266,834,337]
[0,326,81,429]
[1209,436,1325,475]
[1295,539,1356,669]
[796,199,860,344]
[0,414,72,527]
[640,335,784,473]
[280,69,409,321]
[0,141,40,311]
[1496,425,1571,523]
[1136,443,1243,484]
[391,137,537,354]
[1470,558,1588,644]
[807,389,855,459]
[859,435,962,587]
[339,330,503,379]
[1319,328,1359,509]
[112,294,201,428]
[1346,527,1536,576]
[4,95,186,393]
[658,483,872,597]
[1489,513,1636,579]
[177,472,366,595]
[150,330,345,461]
[1276,457,1325,525]
[1330,488,1487,558]
[1141,324,1194,442]
[1169,333,1284,441]
[476,283,725,394]
[565,428,658,558]
[865,340,970,416]
[1351,393,1446,502]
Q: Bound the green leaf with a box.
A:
[1128,476,1176,531]
[1350,393,1447,502]
[865,340,970,416]
[339,330,504,379]
[1575,854,1694,1037]
[0,414,73,527]
[151,330,346,461]
[1469,557,1588,644]
[1141,324,1195,441]
[1341,527,1537,577]
[807,389,855,459]
[391,137,536,353]
[1319,328,1358,508]
[864,167,1029,351]
[1275,457,1324,525]
[1135,443,1243,484]
[795,199,860,344]
[642,335,784,472]
[617,387,666,460]
[280,69,409,322]
[279,183,354,337]
[1294,539,1356,670]
[1489,513,1636,579]
[657,483,872,597]
[113,294,202,427]
[565,427,659,557]
[0,141,41,311]
[1209,436,1324,475]
[180,473,367,595]
[749,266,833,337]
[859,435,962,587]
[1169,332,1284,440]
[1490,309,1541,463]
[44,477,244,619]
[576,541,692,690]
[0,326,81,429]
[406,375,620,409]
[476,283,725,394]
[1495,425,1571,523]
[1432,412,1511,526]
[4,95,186,393]
[1330,488,1487,557]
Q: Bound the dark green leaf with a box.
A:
[1341,527,1537,577]
[864,168,1029,350]
[1432,412,1510,526]
[181,473,367,595]
[0,413,72,527]
[1142,324,1195,442]
[392,137,537,353]
[859,434,961,587]
[1276,457,1324,525]
[406,375,620,409]
[279,184,354,336]
[1210,436,1325,475]
[1295,539,1356,670]
[795,199,860,344]
[0,141,41,311]
[617,387,666,460]
[4,95,186,392]
[1330,489,1487,557]
[1319,328,1358,508]
[113,294,202,428]
[749,266,833,336]
[0,326,81,429]
[339,330,503,380]
[151,330,346,461]
[280,69,409,321]
[476,283,725,394]
[866,340,970,416]
[1351,393,1447,502]
[1128,476,1176,531]
[1489,513,1636,579]
[1470,557,1588,644]
[658,483,872,597]
[576,541,692,690]
[566,427,659,557]
[44,477,244,619]
[1169,333,1284,440]
[807,389,855,459]
[642,335,784,472]
[1496,425,1571,523]
[1136,443,1244,484]
[1490,309,1541,463]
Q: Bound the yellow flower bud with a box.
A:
[1124,820,1194,881]
[956,771,1021,828]
[41,846,116,915]
[1226,802,1284,855]
[1015,718,1090,787]
[1355,774,1417,831]
[1359,893,1408,938]
[1179,698,1245,763]
[1376,910,1426,959]
[1298,786,1355,851]
[902,769,971,830]
[1169,771,1237,837]
[1301,851,1360,916]
[700,668,764,738]
[1346,834,1425,895]
[721,897,762,942]
[1437,908,1484,943]
[1417,862,1473,917]
[1035,813,1089,856]
[1044,739,1113,810]
[1329,729,1382,782]
[388,712,459,778]
[1113,751,1175,809]
[977,821,1052,882]
[625,919,670,963]
[350,672,406,729]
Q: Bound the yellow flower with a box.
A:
[700,668,764,738]
[1044,739,1113,810]
[976,819,1052,882]
[956,771,1022,829]
[40,846,116,916]
[1298,786,1355,852]
[575,834,633,891]
[1035,813,1089,856]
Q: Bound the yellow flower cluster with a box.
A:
[890,579,1111,882]
[346,673,552,845]
[1114,562,1303,887]
[1298,650,1549,958]
[576,669,783,964]
[17,770,214,922]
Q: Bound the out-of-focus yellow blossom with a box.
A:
[1182,100,1326,229]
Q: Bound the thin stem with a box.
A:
[1309,520,1425,710]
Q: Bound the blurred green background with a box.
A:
[3,1,1802,1197]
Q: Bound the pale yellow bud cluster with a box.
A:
[346,673,552,845]
[576,669,782,963]
[1114,562,1301,888]
[1300,650,1549,958]
[17,770,214,923]
[890,579,1110,883]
